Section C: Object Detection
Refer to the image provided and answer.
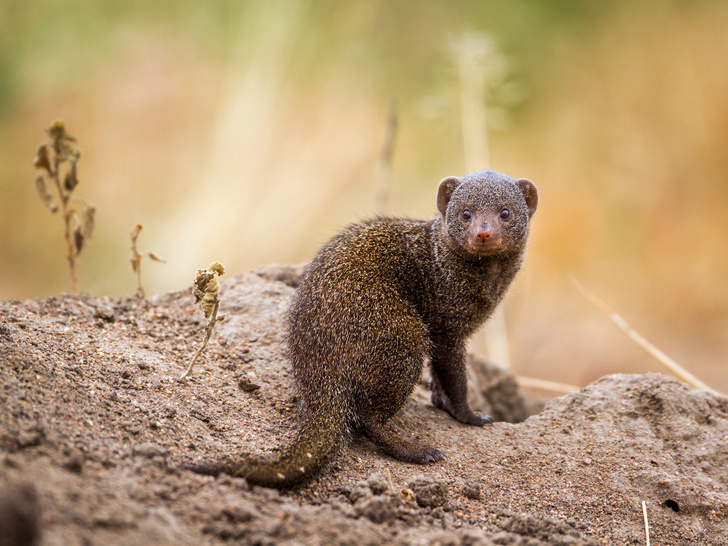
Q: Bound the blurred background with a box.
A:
[1,0,727,394]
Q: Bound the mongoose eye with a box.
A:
[462,210,472,220]
[500,208,510,219]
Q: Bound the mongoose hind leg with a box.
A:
[360,415,446,464]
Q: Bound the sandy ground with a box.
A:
[1,267,727,545]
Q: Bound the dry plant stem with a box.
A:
[35,122,93,295]
[180,300,220,380]
[135,265,145,298]
[182,261,226,379]
[385,467,394,493]
[130,236,145,298]
[130,224,165,298]
[570,275,723,396]
[130,225,146,298]
[642,500,650,546]
[374,100,398,216]
[51,155,78,294]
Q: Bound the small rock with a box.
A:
[348,483,372,503]
[407,475,448,508]
[327,495,356,517]
[218,501,259,523]
[190,409,210,423]
[367,472,390,495]
[462,483,481,500]
[0,482,41,546]
[93,305,115,322]
[254,263,306,288]
[62,451,84,474]
[238,378,261,393]
[133,443,168,459]
[16,431,42,449]
[3,455,21,469]
[354,494,398,524]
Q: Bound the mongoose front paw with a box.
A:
[460,412,493,426]
[430,388,493,426]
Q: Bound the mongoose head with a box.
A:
[436,170,538,258]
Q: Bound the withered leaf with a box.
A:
[147,251,166,263]
[35,174,58,213]
[63,157,78,192]
[209,262,225,276]
[73,226,85,255]
[33,144,52,174]
[193,270,212,295]
[192,266,223,318]
[82,205,96,239]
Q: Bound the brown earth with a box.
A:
[1,266,727,545]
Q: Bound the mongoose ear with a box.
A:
[515,178,538,218]
[437,176,462,217]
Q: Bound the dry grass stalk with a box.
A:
[515,376,580,394]
[570,275,722,396]
[385,467,395,493]
[449,32,509,366]
[642,500,650,546]
[180,262,227,379]
[449,33,494,172]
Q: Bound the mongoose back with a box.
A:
[188,170,538,488]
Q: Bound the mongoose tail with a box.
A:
[185,397,349,489]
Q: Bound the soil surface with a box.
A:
[1,266,727,545]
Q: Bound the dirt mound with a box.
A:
[1,271,726,545]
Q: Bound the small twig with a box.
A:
[374,99,398,216]
[129,224,165,298]
[180,262,226,379]
[385,467,395,493]
[570,275,722,396]
[642,500,650,546]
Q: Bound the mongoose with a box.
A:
[188,170,538,488]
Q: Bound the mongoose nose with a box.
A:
[476,230,492,241]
